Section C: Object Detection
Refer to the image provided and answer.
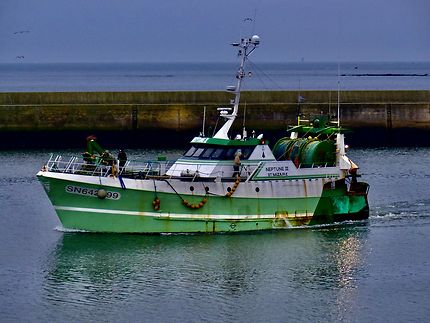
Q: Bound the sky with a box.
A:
[0,0,429,63]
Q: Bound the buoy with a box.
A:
[97,189,107,199]
[181,196,208,209]
[152,197,161,210]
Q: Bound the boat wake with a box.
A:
[53,221,368,235]
[291,220,368,231]
[54,225,90,233]
[369,200,430,228]
[371,199,430,218]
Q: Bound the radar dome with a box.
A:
[251,35,260,45]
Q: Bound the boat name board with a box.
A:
[250,161,339,181]
[65,185,121,200]
[264,165,289,177]
[250,161,297,180]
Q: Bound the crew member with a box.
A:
[233,149,242,177]
[118,149,127,168]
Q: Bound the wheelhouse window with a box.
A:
[224,148,236,159]
[211,148,224,159]
[192,148,205,158]
[224,147,253,160]
[241,148,253,159]
[184,146,196,157]
[201,148,215,159]
[183,145,256,160]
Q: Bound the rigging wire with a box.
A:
[247,59,284,90]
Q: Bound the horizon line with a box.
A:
[1,60,429,65]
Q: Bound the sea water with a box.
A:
[0,62,429,92]
[0,147,429,322]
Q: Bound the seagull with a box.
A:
[13,30,30,34]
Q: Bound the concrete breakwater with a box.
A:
[0,90,429,148]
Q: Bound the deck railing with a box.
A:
[44,154,174,178]
[43,154,338,181]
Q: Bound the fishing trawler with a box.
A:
[37,34,369,233]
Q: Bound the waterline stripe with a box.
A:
[55,206,142,216]
[54,206,313,220]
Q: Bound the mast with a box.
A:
[337,61,341,127]
[213,35,260,139]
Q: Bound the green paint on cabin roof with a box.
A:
[288,125,350,135]
[287,115,350,135]
[190,137,261,146]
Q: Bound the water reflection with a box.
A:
[291,227,367,290]
[43,233,261,317]
[43,226,369,321]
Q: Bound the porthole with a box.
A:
[255,187,260,192]
[205,186,210,193]
[190,186,194,192]
[227,187,232,192]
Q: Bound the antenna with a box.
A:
[252,9,257,35]
[337,62,341,127]
[241,17,252,39]
[242,101,247,139]
[241,14,256,39]
[297,78,301,125]
[202,106,206,136]
[336,6,343,128]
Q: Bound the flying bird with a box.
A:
[13,30,30,34]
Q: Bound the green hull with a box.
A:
[38,174,369,233]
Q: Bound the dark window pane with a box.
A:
[242,148,253,159]
[202,148,215,158]
[212,148,224,159]
[184,146,196,157]
[225,148,236,159]
[192,148,205,157]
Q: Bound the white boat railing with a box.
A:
[43,154,338,181]
[44,154,175,178]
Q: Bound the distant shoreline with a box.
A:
[1,61,429,92]
[342,73,428,77]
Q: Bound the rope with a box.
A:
[162,179,208,210]
[152,179,160,210]
[225,175,241,197]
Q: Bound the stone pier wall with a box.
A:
[0,90,429,148]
